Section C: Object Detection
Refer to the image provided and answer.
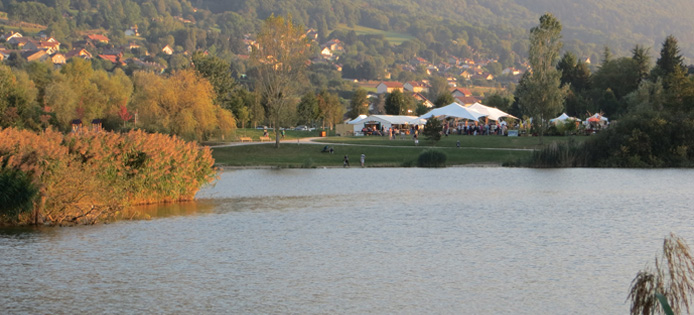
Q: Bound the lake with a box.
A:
[2,167,694,314]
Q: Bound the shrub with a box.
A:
[0,128,216,226]
[0,169,38,222]
[417,149,447,167]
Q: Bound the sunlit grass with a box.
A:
[211,141,531,168]
[335,24,415,45]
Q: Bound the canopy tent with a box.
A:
[585,113,608,123]
[347,115,369,125]
[550,113,570,123]
[468,102,518,121]
[419,103,487,121]
[550,113,580,124]
[349,115,419,135]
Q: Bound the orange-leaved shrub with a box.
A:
[0,128,216,226]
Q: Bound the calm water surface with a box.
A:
[3,168,694,314]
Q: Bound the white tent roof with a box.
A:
[419,103,487,121]
[347,115,369,124]
[550,113,571,122]
[468,102,518,121]
[354,115,419,126]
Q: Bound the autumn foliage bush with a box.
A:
[0,128,216,226]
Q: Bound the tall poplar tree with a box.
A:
[250,15,310,148]
[515,13,567,144]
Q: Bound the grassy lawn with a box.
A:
[312,134,589,150]
[211,142,532,168]
[202,128,328,145]
[336,24,415,45]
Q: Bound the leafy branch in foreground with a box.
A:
[628,233,694,315]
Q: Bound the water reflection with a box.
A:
[3,168,694,314]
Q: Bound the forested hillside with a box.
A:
[193,0,694,60]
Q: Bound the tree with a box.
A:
[317,89,344,130]
[118,105,132,128]
[296,92,319,126]
[653,35,685,81]
[349,88,369,118]
[385,90,409,115]
[632,45,651,82]
[422,117,442,142]
[250,15,311,148]
[192,52,237,113]
[434,93,455,108]
[515,13,568,144]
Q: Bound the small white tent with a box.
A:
[419,103,487,121]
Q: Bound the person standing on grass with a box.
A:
[343,155,349,168]
[360,153,365,167]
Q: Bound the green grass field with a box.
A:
[211,142,531,168]
[335,24,415,45]
[312,134,588,150]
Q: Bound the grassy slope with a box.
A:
[335,24,415,45]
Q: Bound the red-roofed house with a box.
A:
[450,87,472,98]
[404,81,428,93]
[51,52,66,65]
[87,34,110,44]
[66,48,93,60]
[376,81,404,94]
[455,96,482,106]
[1,31,22,42]
[98,54,125,66]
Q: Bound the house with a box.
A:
[124,26,139,36]
[72,40,96,50]
[39,41,61,55]
[243,39,258,54]
[51,52,66,65]
[161,45,173,55]
[376,81,404,94]
[320,47,333,58]
[305,28,319,41]
[459,70,472,80]
[411,57,429,66]
[404,81,428,93]
[9,37,35,49]
[65,48,93,60]
[98,54,125,66]
[413,93,435,108]
[454,96,482,106]
[321,39,343,52]
[123,42,141,51]
[473,73,494,81]
[86,34,110,44]
[0,48,10,60]
[450,87,472,98]
[21,50,49,62]
[1,31,22,42]
[502,67,521,76]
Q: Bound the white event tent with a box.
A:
[419,103,487,121]
[348,115,419,134]
[550,113,580,124]
[468,102,518,121]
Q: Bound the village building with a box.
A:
[376,81,404,94]
[161,45,174,55]
[51,52,66,65]
[404,81,428,93]
[86,34,110,44]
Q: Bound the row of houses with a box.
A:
[1,30,172,71]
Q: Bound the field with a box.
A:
[210,134,588,168]
[335,24,415,45]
